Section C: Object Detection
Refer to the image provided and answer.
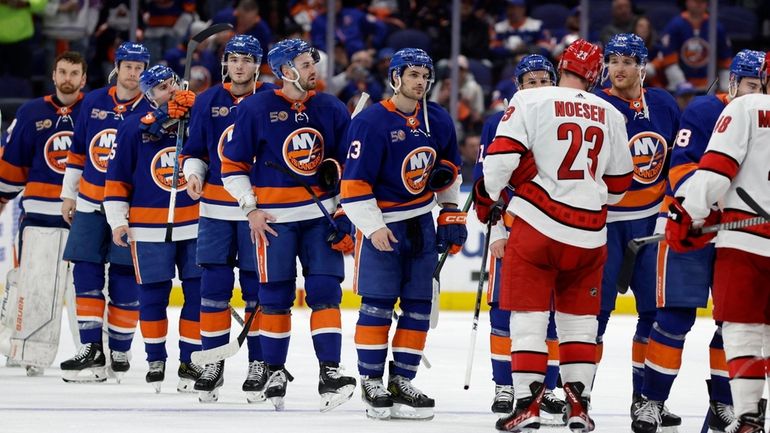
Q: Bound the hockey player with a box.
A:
[481,39,634,432]
[473,54,566,424]
[221,38,356,412]
[58,42,152,383]
[341,47,466,421]
[180,34,277,403]
[591,33,682,430]
[104,64,203,393]
[633,49,766,433]
[0,51,86,376]
[664,51,770,433]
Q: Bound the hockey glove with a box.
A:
[665,198,720,253]
[427,159,458,192]
[328,208,354,255]
[168,89,196,120]
[508,151,537,188]
[436,207,467,254]
[140,106,171,138]
[472,177,505,225]
[318,158,342,192]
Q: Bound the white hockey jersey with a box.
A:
[678,93,770,257]
[483,86,633,249]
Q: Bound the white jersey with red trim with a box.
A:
[678,93,770,257]
[483,86,633,249]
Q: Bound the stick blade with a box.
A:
[429,277,439,329]
[191,340,240,365]
[192,23,233,43]
[615,242,638,294]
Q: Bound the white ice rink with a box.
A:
[1,309,723,433]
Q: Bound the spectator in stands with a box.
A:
[412,0,451,59]
[335,49,384,104]
[460,0,490,60]
[233,0,272,65]
[310,0,387,58]
[42,0,99,82]
[90,1,141,89]
[660,0,731,92]
[431,55,484,130]
[0,0,47,81]
[188,64,211,94]
[491,0,552,60]
[552,6,582,58]
[162,20,221,84]
[633,15,666,88]
[673,81,697,111]
[600,0,637,45]
[373,47,394,99]
[143,0,197,63]
[459,130,480,186]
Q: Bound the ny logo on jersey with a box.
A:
[628,131,668,184]
[44,131,73,174]
[89,128,118,173]
[151,146,187,192]
[217,125,235,162]
[401,146,437,194]
[282,127,324,175]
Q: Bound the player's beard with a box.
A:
[56,81,78,95]
[400,85,425,102]
[118,77,139,92]
[299,75,317,91]
[610,71,641,94]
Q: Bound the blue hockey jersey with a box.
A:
[661,12,731,88]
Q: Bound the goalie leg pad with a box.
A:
[8,227,70,368]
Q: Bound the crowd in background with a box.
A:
[1,0,768,183]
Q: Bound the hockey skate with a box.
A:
[726,400,766,433]
[361,376,393,420]
[177,361,203,393]
[24,365,44,376]
[195,361,224,403]
[108,351,130,384]
[563,382,595,433]
[631,397,663,433]
[146,360,166,393]
[318,362,356,412]
[264,366,294,411]
[242,360,268,403]
[60,343,108,383]
[540,388,567,426]
[496,382,545,432]
[387,374,435,420]
[631,393,681,432]
[491,384,515,418]
[709,400,736,433]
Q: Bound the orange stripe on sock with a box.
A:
[547,339,559,362]
[179,318,200,340]
[261,313,291,334]
[355,324,390,346]
[200,310,231,333]
[107,305,139,329]
[248,310,261,332]
[490,334,512,357]
[392,328,427,351]
[645,339,683,370]
[310,308,341,330]
[76,297,105,317]
[141,319,168,339]
[710,347,728,373]
[632,340,648,365]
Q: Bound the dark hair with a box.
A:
[54,51,87,75]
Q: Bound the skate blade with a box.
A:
[151,381,162,393]
[25,366,44,377]
[177,378,196,393]
[320,384,356,412]
[493,411,512,420]
[198,388,220,403]
[539,411,567,426]
[62,367,108,383]
[364,405,392,420]
[269,396,285,411]
[661,427,679,433]
[567,418,595,433]
[390,403,434,421]
[245,391,266,403]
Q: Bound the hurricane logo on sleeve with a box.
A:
[217,124,235,163]
[43,131,73,174]
[88,128,118,173]
[680,37,709,69]
[628,131,667,184]
[282,127,324,175]
[150,147,187,192]
[401,146,437,194]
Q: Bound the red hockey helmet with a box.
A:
[558,39,604,89]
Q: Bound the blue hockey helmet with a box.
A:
[139,64,177,95]
[267,39,319,79]
[388,48,434,86]
[730,49,765,79]
[514,54,556,88]
[115,42,151,67]
[604,33,648,65]
[224,34,263,64]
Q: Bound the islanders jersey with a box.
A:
[678,93,770,257]
[63,86,150,213]
[103,113,199,242]
[0,94,83,215]
[181,81,277,221]
[595,87,680,222]
[340,100,460,238]
[484,87,633,249]
[221,90,350,223]
[661,12,731,88]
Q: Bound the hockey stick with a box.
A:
[165,23,233,242]
[616,210,770,294]
[351,92,369,118]
[736,187,770,221]
[430,193,474,329]
[463,210,496,390]
[192,305,259,365]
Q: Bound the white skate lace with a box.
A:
[266,369,287,388]
[634,399,662,427]
[111,351,129,363]
[494,385,514,403]
[187,362,204,376]
[714,402,735,424]
[246,361,265,381]
[543,389,563,405]
[363,378,390,398]
[73,343,96,361]
[148,360,165,373]
[323,364,346,380]
[392,376,425,400]
[200,362,222,381]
